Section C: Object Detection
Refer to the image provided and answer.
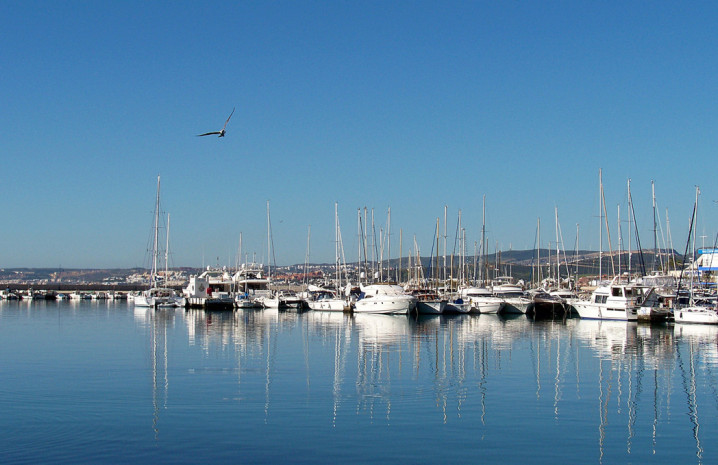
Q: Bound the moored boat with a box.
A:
[636,287,674,323]
[528,288,568,319]
[569,276,641,321]
[134,175,184,309]
[354,283,417,315]
[306,286,350,312]
[232,263,271,308]
[409,288,446,314]
[135,287,184,308]
[441,292,471,314]
[0,289,20,300]
[183,266,235,309]
[492,277,532,314]
[674,304,718,324]
[459,287,502,314]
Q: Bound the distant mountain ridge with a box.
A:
[1,248,680,285]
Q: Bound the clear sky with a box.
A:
[3,1,718,269]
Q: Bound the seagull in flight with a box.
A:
[197,107,235,137]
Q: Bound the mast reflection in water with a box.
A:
[2,300,718,464]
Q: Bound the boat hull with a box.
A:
[354,298,415,315]
[637,306,673,323]
[416,300,446,314]
[468,297,502,314]
[355,284,417,315]
[308,299,349,312]
[444,301,471,313]
[235,298,259,309]
[186,297,234,310]
[500,297,532,314]
[571,301,638,321]
[529,298,569,319]
[674,307,718,324]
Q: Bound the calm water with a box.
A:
[2,301,718,464]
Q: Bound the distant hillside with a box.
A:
[1,248,681,285]
[307,248,681,283]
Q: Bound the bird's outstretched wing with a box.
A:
[222,107,236,131]
[197,131,221,137]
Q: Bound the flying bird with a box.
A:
[197,107,235,137]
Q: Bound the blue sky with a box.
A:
[3,1,718,268]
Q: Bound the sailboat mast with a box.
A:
[461,228,468,286]
[652,180,658,272]
[266,200,271,281]
[357,208,362,281]
[236,232,243,294]
[238,232,243,272]
[575,223,580,286]
[617,205,622,276]
[443,205,447,284]
[666,209,674,273]
[378,227,386,282]
[165,212,170,281]
[481,195,486,285]
[387,207,391,283]
[335,202,339,287]
[398,229,403,283]
[458,210,463,285]
[599,169,603,281]
[537,217,541,286]
[363,207,368,280]
[555,207,560,286]
[693,186,700,277]
[600,172,616,276]
[371,208,376,281]
[304,225,311,288]
[628,178,633,279]
[689,186,700,304]
[152,175,161,287]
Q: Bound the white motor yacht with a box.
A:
[492,278,532,314]
[354,283,417,315]
[569,276,641,321]
[183,266,235,309]
[306,286,349,312]
[232,263,271,308]
[459,287,503,314]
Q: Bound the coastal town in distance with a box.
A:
[0,247,693,300]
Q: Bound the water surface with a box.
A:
[1,300,717,464]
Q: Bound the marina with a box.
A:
[2,300,718,463]
[6,2,718,464]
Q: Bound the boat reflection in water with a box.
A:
[134,306,179,440]
[127,306,718,462]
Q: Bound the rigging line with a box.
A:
[675,201,697,303]
[628,188,647,277]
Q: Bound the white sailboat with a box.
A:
[456,198,502,314]
[307,203,350,312]
[407,227,447,315]
[134,176,184,309]
[674,305,718,324]
[674,186,718,324]
[459,286,503,314]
